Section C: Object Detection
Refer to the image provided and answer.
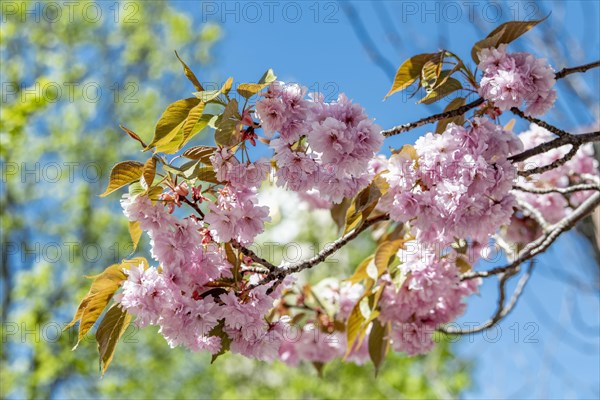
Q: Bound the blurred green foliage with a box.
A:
[1,1,470,398]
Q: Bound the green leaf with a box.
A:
[385,53,435,99]
[142,157,157,188]
[209,320,232,363]
[181,101,206,143]
[436,97,466,134]
[471,16,549,64]
[418,77,462,105]
[215,99,241,147]
[174,50,204,91]
[96,304,132,376]
[100,161,144,197]
[368,319,390,375]
[345,301,367,357]
[258,68,277,84]
[148,98,201,150]
[128,221,142,252]
[182,145,217,164]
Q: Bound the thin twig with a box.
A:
[554,60,600,79]
[248,214,390,290]
[509,131,600,163]
[462,191,600,280]
[517,143,581,177]
[510,107,570,138]
[231,240,277,271]
[513,183,600,195]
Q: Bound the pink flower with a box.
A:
[478,44,556,116]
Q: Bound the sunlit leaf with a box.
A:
[142,156,157,188]
[418,77,462,105]
[347,255,374,284]
[148,98,201,151]
[471,16,549,64]
[182,145,217,164]
[258,68,277,84]
[174,50,204,91]
[374,240,404,278]
[100,161,144,197]
[128,220,142,252]
[385,53,435,99]
[368,319,391,375]
[96,304,132,375]
[215,99,241,147]
[209,320,232,363]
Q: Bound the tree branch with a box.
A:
[231,240,277,271]
[381,60,600,138]
[248,214,390,290]
[554,60,600,79]
[513,183,600,195]
[381,98,484,138]
[509,107,570,138]
[509,131,600,163]
[440,261,535,335]
[462,191,600,280]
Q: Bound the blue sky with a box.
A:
[180,1,600,398]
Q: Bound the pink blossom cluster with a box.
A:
[204,186,270,245]
[378,243,480,355]
[279,279,370,366]
[508,124,599,240]
[210,147,270,189]
[478,44,557,116]
[117,194,291,360]
[380,118,523,244]
[255,82,383,203]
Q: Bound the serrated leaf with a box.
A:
[374,240,404,279]
[65,264,128,347]
[436,97,466,134]
[149,98,201,151]
[347,255,374,284]
[237,83,267,99]
[142,157,157,188]
[330,198,351,231]
[174,50,204,91]
[182,146,217,164]
[181,101,206,143]
[385,53,435,99]
[368,319,390,375]
[215,99,241,147]
[421,53,444,88]
[100,161,144,197]
[96,304,132,375]
[128,221,142,252]
[472,16,549,64]
[418,77,462,105]
[258,68,277,84]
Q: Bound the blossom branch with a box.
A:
[516,200,550,231]
[231,240,277,271]
[381,60,600,139]
[381,98,484,138]
[517,143,581,177]
[249,214,390,290]
[462,191,600,281]
[509,107,570,137]
[513,183,600,195]
[440,261,535,335]
[508,131,600,164]
[554,60,600,79]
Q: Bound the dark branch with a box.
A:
[554,60,600,79]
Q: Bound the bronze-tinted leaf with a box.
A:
[418,77,462,105]
[142,156,157,188]
[368,319,391,375]
[471,17,549,64]
[100,161,144,197]
[182,145,217,164]
[385,53,435,99]
[174,50,204,91]
[148,98,201,151]
[96,304,132,375]
[436,97,466,133]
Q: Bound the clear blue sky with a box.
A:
[175,1,600,397]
